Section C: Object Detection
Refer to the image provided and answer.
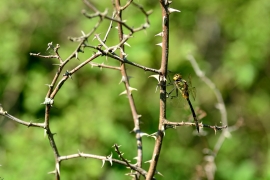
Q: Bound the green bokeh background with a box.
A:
[0,0,270,180]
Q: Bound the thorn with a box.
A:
[144,160,152,163]
[119,86,137,96]
[93,33,101,41]
[148,132,158,140]
[149,75,167,93]
[112,144,121,148]
[155,32,163,37]
[47,170,56,174]
[119,76,133,84]
[89,62,95,68]
[75,52,79,60]
[139,132,150,137]
[119,76,127,84]
[45,84,53,88]
[46,42,53,51]
[156,171,164,176]
[148,74,161,82]
[101,159,105,168]
[107,152,113,166]
[81,30,86,36]
[124,42,131,47]
[156,43,163,47]
[100,62,104,70]
[56,163,60,175]
[44,129,47,137]
[128,86,137,91]
[168,8,181,13]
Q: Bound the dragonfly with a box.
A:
[168,74,200,133]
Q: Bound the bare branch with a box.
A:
[0,105,44,128]
[58,150,149,178]
[163,119,227,132]
[89,62,121,71]
[146,1,170,179]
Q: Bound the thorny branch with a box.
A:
[32,0,154,179]
[163,119,227,132]
[58,149,151,179]
[146,0,171,179]
[0,1,229,180]
[113,0,146,179]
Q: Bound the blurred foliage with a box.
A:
[0,0,270,180]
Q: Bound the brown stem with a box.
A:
[146,1,170,179]
[114,1,143,179]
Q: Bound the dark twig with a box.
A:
[84,45,160,73]
[113,144,147,178]
[0,105,44,128]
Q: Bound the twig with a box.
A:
[28,7,104,179]
[89,62,121,71]
[120,0,133,11]
[113,144,147,178]
[0,105,44,128]
[29,53,58,59]
[84,45,160,73]
[102,12,116,44]
[58,150,149,178]
[163,119,227,132]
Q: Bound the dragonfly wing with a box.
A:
[188,75,196,101]
[191,87,196,101]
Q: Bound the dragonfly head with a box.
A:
[173,74,182,81]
